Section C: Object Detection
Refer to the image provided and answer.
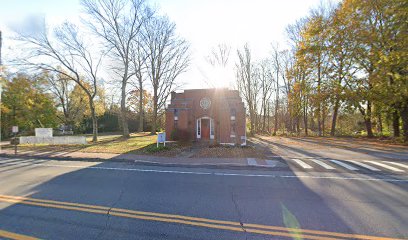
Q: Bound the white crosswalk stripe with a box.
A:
[292,159,313,169]
[365,161,404,172]
[310,159,335,170]
[346,160,381,171]
[384,161,408,170]
[330,160,359,171]
[285,158,407,173]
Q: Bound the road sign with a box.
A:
[12,126,18,155]
[157,132,166,147]
[12,126,18,133]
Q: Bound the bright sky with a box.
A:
[0,0,335,90]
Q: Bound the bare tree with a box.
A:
[43,71,76,126]
[236,44,259,135]
[206,43,231,67]
[16,21,103,141]
[82,0,150,138]
[271,43,281,135]
[142,16,190,134]
[257,59,274,132]
[130,33,148,132]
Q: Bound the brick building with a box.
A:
[165,88,246,145]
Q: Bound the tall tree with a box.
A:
[16,21,103,141]
[271,44,281,135]
[302,5,332,136]
[1,74,58,138]
[82,0,150,138]
[236,44,259,135]
[257,59,274,132]
[326,5,357,136]
[142,15,190,134]
[130,33,148,132]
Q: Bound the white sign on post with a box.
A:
[12,126,18,133]
[35,128,53,138]
[157,132,166,147]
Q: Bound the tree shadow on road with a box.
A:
[0,156,406,239]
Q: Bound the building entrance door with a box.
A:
[201,119,210,140]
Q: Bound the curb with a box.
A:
[0,153,286,171]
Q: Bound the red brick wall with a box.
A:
[166,88,246,144]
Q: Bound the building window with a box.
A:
[174,109,179,120]
[230,122,236,138]
[174,120,178,129]
[230,108,236,120]
[197,119,201,138]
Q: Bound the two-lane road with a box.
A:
[0,157,407,239]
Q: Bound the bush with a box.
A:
[143,144,171,153]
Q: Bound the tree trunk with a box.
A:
[274,68,279,135]
[317,56,322,137]
[262,101,266,133]
[138,83,144,132]
[322,107,326,136]
[121,82,130,138]
[250,109,255,135]
[365,101,374,137]
[392,109,400,137]
[359,101,374,137]
[89,99,98,142]
[267,102,270,133]
[296,117,300,135]
[330,98,340,136]
[377,114,383,134]
[151,89,158,135]
[400,101,408,142]
[303,102,308,136]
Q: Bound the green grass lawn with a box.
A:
[82,132,158,154]
[15,132,162,154]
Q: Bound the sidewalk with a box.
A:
[0,148,282,170]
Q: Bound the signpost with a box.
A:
[12,126,18,155]
[157,132,166,148]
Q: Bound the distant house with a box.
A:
[165,88,246,145]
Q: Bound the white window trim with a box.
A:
[197,118,201,138]
[210,118,214,139]
[197,116,215,140]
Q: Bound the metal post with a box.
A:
[14,132,17,155]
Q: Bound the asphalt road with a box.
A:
[0,156,407,240]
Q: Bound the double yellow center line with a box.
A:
[0,195,400,240]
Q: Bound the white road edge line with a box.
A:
[330,160,359,171]
[310,159,335,170]
[0,162,407,182]
[292,159,313,169]
[365,161,404,172]
[346,160,381,171]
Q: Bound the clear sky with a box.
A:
[0,0,335,89]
